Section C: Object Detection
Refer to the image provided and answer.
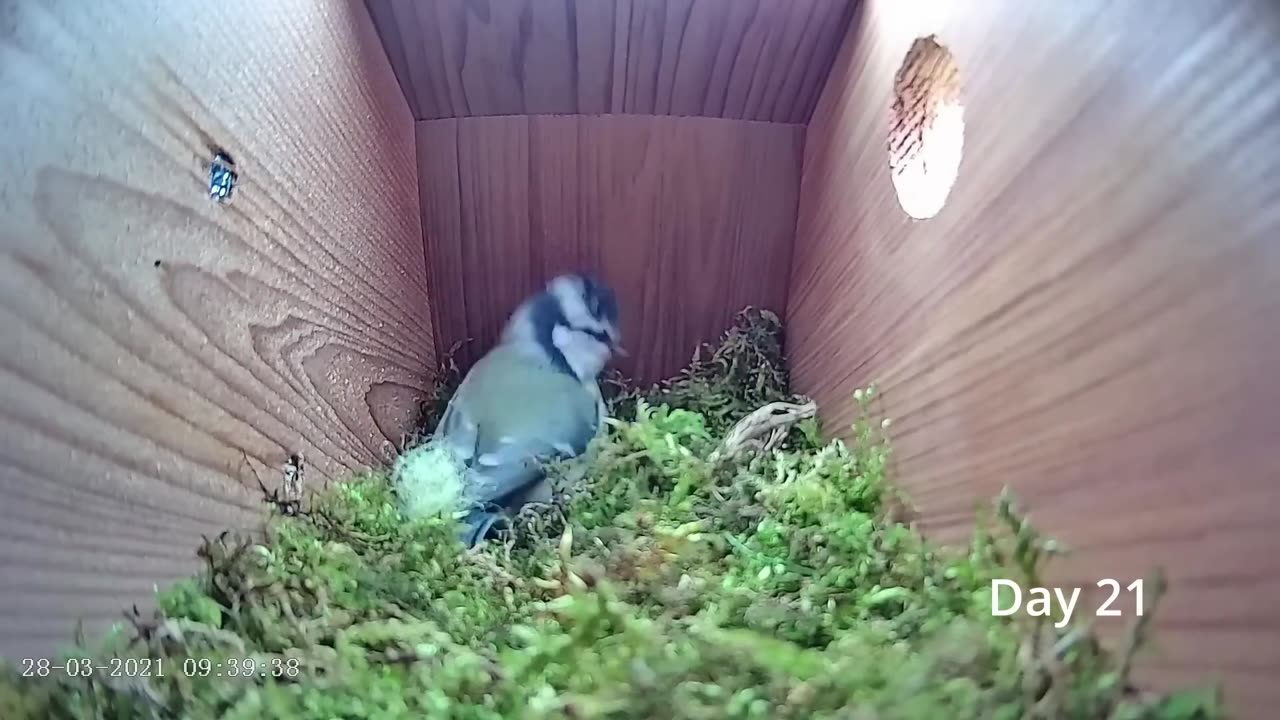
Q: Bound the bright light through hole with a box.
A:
[888,35,964,220]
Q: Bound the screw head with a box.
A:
[209,152,237,203]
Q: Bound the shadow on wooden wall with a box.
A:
[786,0,1280,716]
[0,0,431,658]
[416,114,804,383]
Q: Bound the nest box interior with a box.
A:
[1,0,1278,716]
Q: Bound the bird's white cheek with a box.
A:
[552,326,611,380]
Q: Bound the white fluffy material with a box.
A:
[392,440,467,520]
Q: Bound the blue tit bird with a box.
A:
[434,273,624,546]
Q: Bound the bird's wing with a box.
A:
[461,394,602,505]
[434,393,478,462]
[465,438,551,505]
[437,347,604,506]
[435,418,552,506]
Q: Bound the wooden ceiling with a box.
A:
[366,0,856,123]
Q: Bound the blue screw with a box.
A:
[209,152,237,203]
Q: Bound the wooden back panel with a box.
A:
[0,0,431,658]
[417,114,804,384]
[786,1,1280,716]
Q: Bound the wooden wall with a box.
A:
[786,0,1280,716]
[0,0,431,659]
[367,0,855,122]
[417,114,804,383]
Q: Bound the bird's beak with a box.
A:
[612,344,629,357]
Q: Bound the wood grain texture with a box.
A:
[367,0,856,123]
[787,0,1280,716]
[417,114,802,383]
[0,0,432,659]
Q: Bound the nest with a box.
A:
[1,308,1224,719]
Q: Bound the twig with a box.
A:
[241,449,307,517]
[1105,570,1168,719]
[709,400,817,463]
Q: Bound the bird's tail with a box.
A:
[457,504,509,547]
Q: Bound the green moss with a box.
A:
[603,308,808,439]
[0,308,1224,719]
[157,580,223,629]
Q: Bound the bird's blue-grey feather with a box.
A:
[433,273,618,546]
[434,344,602,541]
